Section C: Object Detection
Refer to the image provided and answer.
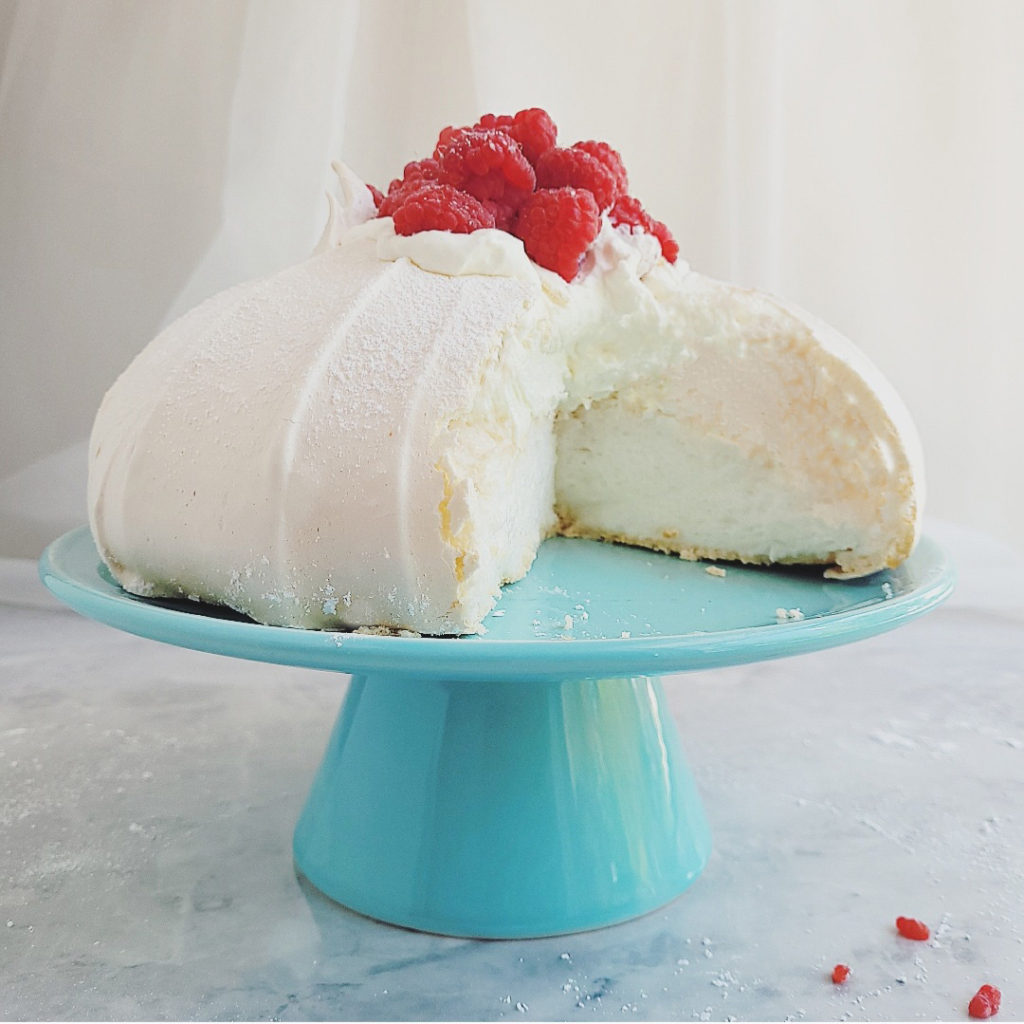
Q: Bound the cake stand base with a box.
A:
[292,672,711,938]
[40,528,955,940]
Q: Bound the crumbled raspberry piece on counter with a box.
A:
[831,964,851,984]
[968,984,1002,1019]
[895,916,931,941]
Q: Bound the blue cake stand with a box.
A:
[40,527,954,938]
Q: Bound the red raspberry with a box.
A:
[434,123,462,151]
[608,195,680,263]
[512,187,600,282]
[650,219,680,263]
[969,985,1002,1019]
[608,195,649,237]
[535,146,619,211]
[379,183,417,218]
[509,107,558,164]
[480,198,521,233]
[474,112,514,130]
[434,127,536,204]
[366,183,384,209]
[895,916,930,941]
[608,195,648,230]
[379,158,442,217]
[831,964,851,985]
[572,140,628,198]
[398,157,442,187]
[391,183,496,236]
[474,108,558,165]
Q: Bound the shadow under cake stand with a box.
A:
[40,527,954,938]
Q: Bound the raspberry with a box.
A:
[831,964,851,985]
[895,916,930,941]
[378,183,417,218]
[535,146,619,211]
[474,108,558,165]
[391,183,495,236]
[969,985,1002,1019]
[398,157,442,188]
[512,187,600,281]
[650,219,680,263]
[435,127,536,204]
[572,140,628,197]
[366,183,384,209]
[434,123,462,151]
[379,158,442,217]
[609,195,680,263]
[509,107,558,164]
[609,195,650,231]
[480,198,521,233]
[474,112,514,131]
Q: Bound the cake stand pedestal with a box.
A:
[294,672,708,937]
[40,528,954,938]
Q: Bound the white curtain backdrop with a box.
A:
[2,0,1022,558]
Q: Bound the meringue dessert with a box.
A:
[88,109,923,635]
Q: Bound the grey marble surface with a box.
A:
[2,521,1023,1022]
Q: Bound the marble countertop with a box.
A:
[2,521,1023,1021]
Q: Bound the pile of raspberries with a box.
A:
[367,107,678,282]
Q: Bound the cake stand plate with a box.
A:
[40,527,954,938]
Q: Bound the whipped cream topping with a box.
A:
[316,163,676,289]
[584,219,670,280]
[376,223,539,282]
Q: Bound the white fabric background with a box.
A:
[2,0,1022,558]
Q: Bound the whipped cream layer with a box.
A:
[89,165,924,634]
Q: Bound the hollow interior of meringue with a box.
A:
[447,297,908,628]
[552,385,864,568]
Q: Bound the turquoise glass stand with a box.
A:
[40,527,954,938]
[295,673,708,937]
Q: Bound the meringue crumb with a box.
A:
[775,607,805,622]
[563,614,574,630]
[620,630,631,639]
[353,625,422,637]
[705,565,727,577]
